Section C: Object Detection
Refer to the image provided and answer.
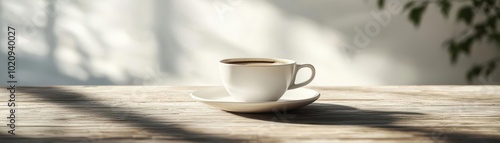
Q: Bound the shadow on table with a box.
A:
[230,103,500,143]
[9,87,244,142]
[0,134,164,143]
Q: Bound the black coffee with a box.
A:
[226,61,286,65]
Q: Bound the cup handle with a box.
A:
[288,64,316,89]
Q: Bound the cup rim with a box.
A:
[219,58,296,67]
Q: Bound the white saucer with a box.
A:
[190,87,320,113]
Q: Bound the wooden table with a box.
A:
[1,86,499,143]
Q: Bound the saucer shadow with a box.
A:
[229,103,421,125]
[229,103,500,143]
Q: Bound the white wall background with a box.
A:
[0,0,498,86]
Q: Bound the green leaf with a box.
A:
[378,0,385,9]
[458,37,474,55]
[437,0,451,18]
[474,24,486,39]
[497,8,500,19]
[485,61,497,77]
[473,0,482,7]
[403,1,415,11]
[485,0,495,5]
[447,41,459,63]
[447,37,474,64]
[409,5,427,27]
[483,7,490,14]
[457,6,474,25]
[466,65,483,83]
[487,16,497,30]
[488,33,500,47]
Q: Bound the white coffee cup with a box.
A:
[219,58,316,102]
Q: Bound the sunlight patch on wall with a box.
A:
[55,46,88,81]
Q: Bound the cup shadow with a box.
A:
[229,103,500,143]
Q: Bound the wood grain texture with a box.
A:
[0,86,499,143]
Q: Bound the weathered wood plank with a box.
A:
[0,86,499,142]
